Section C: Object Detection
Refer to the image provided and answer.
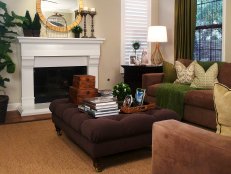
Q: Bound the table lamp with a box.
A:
[147,26,167,65]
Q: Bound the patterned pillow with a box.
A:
[190,62,218,89]
[174,60,195,84]
[214,83,231,137]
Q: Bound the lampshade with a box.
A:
[147,26,168,42]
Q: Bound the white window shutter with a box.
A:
[121,0,151,65]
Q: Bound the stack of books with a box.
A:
[98,89,113,97]
[82,97,119,117]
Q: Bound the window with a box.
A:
[121,0,150,65]
[194,0,222,61]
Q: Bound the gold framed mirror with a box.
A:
[36,0,83,32]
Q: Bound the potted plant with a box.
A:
[22,10,33,36]
[31,12,41,37]
[112,82,131,102]
[71,25,83,38]
[0,1,25,122]
[132,41,141,57]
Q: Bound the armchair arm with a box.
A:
[142,73,164,89]
[152,120,231,174]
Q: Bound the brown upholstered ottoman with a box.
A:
[49,98,178,171]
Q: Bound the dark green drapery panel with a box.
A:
[174,0,197,60]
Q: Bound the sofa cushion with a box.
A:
[174,60,195,84]
[184,90,214,110]
[214,83,231,137]
[190,62,218,89]
[218,63,231,88]
[146,84,161,97]
[163,61,177,83]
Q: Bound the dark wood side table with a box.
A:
[121,65,163,95]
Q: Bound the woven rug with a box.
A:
[0,120,151,174]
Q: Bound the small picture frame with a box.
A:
[135,88,146,105]
[123,95,133,107]
[129,55,137,65]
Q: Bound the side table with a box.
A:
[121,65,163,95]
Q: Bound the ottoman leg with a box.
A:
[93,158,103,172]
[55,125,62,136]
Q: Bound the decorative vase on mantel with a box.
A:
[33,30,40,37]
[23,29,33,37]
[75,33,80,38]
[71,25,83,38]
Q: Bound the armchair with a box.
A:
[152,120,231,174]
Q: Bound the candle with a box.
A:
[83,7,89,11]
[90,8,95,12]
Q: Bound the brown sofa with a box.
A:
[142,59,231,130]
[152,120,231,174]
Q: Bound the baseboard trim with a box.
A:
[7,103,20,111]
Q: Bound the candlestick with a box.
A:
[75,10,80,18]
[83,7,89,11]
[90,8,95,12]
[80,10,89,38]
[89,11,96,38]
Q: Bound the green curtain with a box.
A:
[174,0,197,60]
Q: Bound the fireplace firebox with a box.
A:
[34,66,87,103]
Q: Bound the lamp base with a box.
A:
[151,43,164,65]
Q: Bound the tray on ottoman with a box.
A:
[120,103,156,114]
[49,98,178,172]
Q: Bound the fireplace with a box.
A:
[34,66,87,103]
[17,37,104,116]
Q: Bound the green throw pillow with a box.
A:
[163,61,177,83]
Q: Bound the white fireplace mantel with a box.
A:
[17,37,105,116]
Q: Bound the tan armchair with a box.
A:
[152,120,231,174]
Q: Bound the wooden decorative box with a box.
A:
[73,75,95,89]
[69,86,98,105]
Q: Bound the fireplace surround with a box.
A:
[17,37,104,116]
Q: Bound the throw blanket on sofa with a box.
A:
[156,83,195,120]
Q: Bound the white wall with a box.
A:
[1,0,123,110]
[4,0,229,111]
[158,0,231,63]
[223,0,231,62]
[158,0,175,64]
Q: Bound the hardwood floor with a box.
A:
[3,110,51,124]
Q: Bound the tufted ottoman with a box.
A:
[49,98,178,171]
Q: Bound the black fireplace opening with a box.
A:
[34,66,87,103]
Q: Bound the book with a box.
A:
[85,102,118,110]
[78,104,91,112]
[87,109,120,117]
[92,106,119,112]
[93,112,119,118]
[88,109,120,116]
[98,89,113,96]
[84,96,117,106]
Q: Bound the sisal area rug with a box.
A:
[0,120,151,174]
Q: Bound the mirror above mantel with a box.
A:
[36,0,83,32]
